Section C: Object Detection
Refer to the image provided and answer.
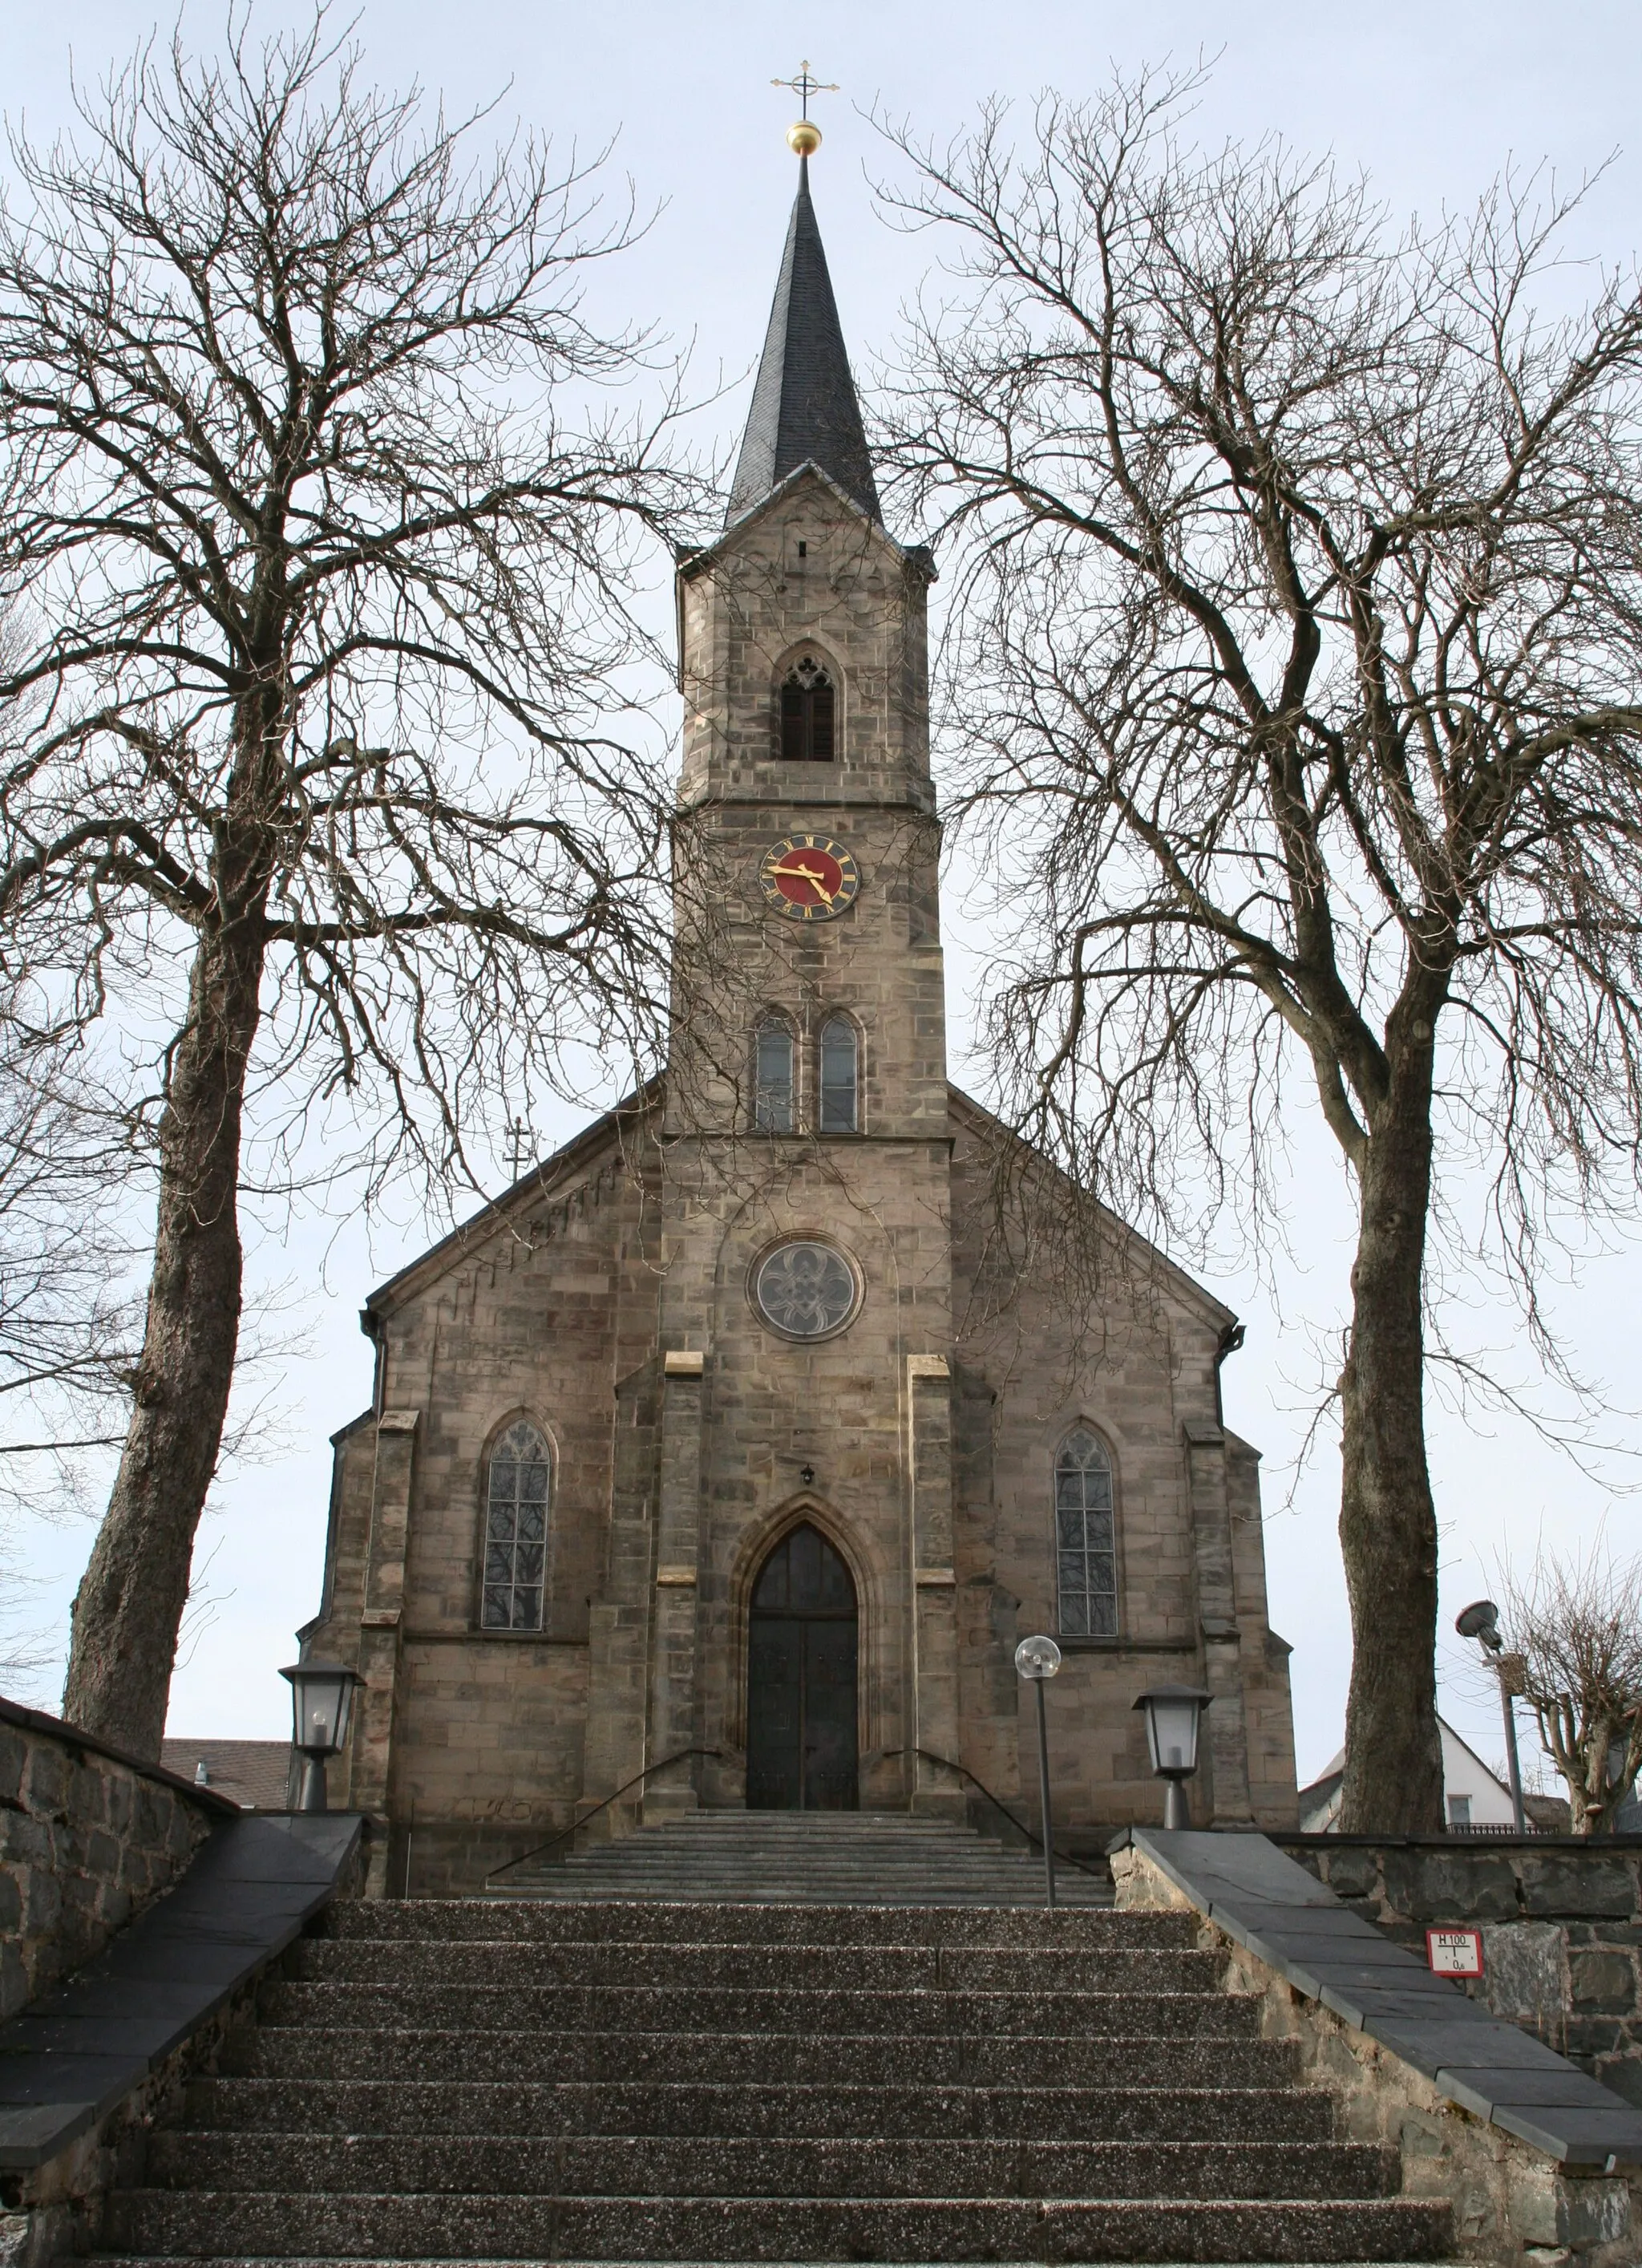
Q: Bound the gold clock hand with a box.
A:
[770,861,837,905]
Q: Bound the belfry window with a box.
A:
[480,1420,550,1630]
[779,658,835,762]
[819,1018,858,1132]
[754,1019,795,1132]
[1055,1428,1117,1636]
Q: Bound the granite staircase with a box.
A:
[494,1806,1115,1905]
[101,1881,1452,2265]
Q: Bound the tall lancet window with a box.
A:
[1055,1428,1118,1636]
[481,1420,550,1630]
[779,658,835,761]
[819,1018,858,1132]
[754,1018,795,1132]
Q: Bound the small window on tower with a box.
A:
[819,1018,858,1132]
[754,1019,795,1132]
[779,658,835,762]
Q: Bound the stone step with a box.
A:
[490,1812,1114,1909]
[104,2189,1452,2262]
[90,2258,1456,2268]
[140,2135,1400,2205]
[284,1941,1218,1993]
[317,1901,1163,1946]
[533,1814,1040,1837]
[507,1884,1114,1907]
[100,1867,1450,2268]
[181,2078,1335,2144]
[254,1982,1260,2037]
[225,2026,1301,2091]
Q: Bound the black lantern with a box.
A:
[1134,1684,1212,1829]
[279,1658,363,1812]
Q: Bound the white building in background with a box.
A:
[1299,1716,1519,1833]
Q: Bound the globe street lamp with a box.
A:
[1454,1599,1528,1834]
[1134,1684,1213,1829]
[279,1658,363,1813]
[1015,1634,1062,1909]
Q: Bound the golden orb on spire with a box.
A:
[772,61,836,160]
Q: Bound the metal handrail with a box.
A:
[879,1746,1110,1881]
[483,1746,726,1885]
[484,1740,1106,1887]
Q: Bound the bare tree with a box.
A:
[0,10,705,1756]
[1498,1549,1642,1836]
[0,1028,141,1501]
[875,71,1642,1830]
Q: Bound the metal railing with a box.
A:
[876,1746,1110,1882]
[483,1747,726,1886]
[483,1742,1109,1888]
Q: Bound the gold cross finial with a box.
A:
[772,59,838,157]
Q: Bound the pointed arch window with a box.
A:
[1055,1428,1117,1636]
[480,1420,550,1630]
[754,1018,795,1132]
[779,658,835,762]
[819,1017,859,1132]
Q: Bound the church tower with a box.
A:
[598,144,965,1818]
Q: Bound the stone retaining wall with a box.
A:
[0,1694,234,2023]
[1276,1833,1642,2109]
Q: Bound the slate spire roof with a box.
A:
[726,156,881,525]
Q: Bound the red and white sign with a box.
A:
[1426,1927,1484,1978]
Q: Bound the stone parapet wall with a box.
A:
[1276,1833,1642,2109]
[0,1694,233,2023]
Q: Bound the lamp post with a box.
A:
[279,1658,363,1813]
[1455,1600,1528,1834]
[1134,1685,1213,1829]
[1014,1634,1062,1909]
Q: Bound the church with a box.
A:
[297,144,1300,1895]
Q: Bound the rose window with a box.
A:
[753,1241,858,1338]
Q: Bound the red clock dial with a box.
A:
[758,834,860,921]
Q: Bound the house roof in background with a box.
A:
[160,1738,291,1810]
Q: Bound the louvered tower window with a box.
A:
[780,658,835,761]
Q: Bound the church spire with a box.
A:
[726,140,881,526]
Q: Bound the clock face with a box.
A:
[759,834,860,922]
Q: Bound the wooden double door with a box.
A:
[746,1524,859,1810]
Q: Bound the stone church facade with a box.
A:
[299,157,1299,1894]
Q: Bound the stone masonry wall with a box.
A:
[1280,1833,1642,2109]
[0,1695,230,2023]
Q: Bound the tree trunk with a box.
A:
[61,901,267,1757]
[1337,1023,1446,1834]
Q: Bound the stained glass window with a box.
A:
[480,1420,550,1630]
[819,1017,858,1132]
[1055,1428,1117,1637]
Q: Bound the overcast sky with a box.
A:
[8,0,1642,1790]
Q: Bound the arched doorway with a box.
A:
[746,1522,859,1809]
